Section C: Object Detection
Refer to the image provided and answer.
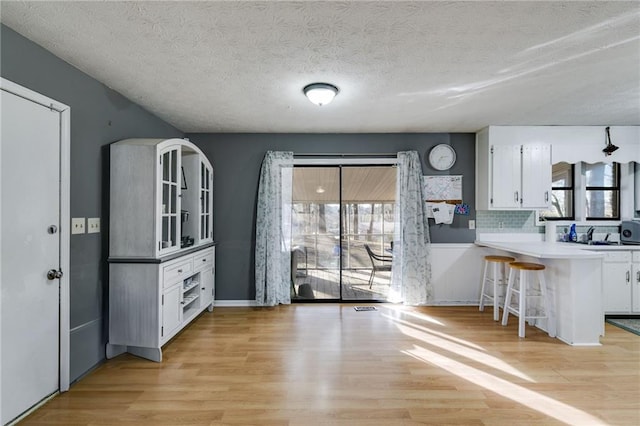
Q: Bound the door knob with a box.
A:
[47,269,63,280]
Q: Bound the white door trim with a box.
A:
[0,78,70,392]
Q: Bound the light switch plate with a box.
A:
[469,220,475,230]
[88,217,100,234]
[71,217,85,234]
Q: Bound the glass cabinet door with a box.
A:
[199,161,213,242]
[160,147,181,253]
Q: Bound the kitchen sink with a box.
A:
[573,240,617,246]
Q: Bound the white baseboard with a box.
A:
[214,300,257,307]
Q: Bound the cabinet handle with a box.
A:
[514,191,519,202]
[202,258,207,262]
[201,287,205,290]
[545,191,549,202]
[637,271,640,283]
[178,269,183,273]
[626,271,630,283]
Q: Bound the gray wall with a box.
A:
[1,25,183,382]
[187,133,476,301]
[1,23,477,381]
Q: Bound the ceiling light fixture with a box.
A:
[315,185,326,194]
[303,83,339,106]
[602,126,619,156]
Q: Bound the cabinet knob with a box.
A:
[202,258,207,262]
[178,269,183,273]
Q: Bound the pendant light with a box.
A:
[602,126,619,156]
[303,83,339,106]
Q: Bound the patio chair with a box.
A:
[364,244,393,289]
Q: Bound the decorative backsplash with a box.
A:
[476,210,621,240]
[476,210,542,234]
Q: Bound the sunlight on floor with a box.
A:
[404,345,609,426]
[389,317,535,383]
[378,304,445,326]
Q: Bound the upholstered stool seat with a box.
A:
[501,261,555,338]
[479,255,516,321]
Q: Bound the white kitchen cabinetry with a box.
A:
[633,251,640,312]
[107,247,215,362]
[110,138,213,258]
[476,128,552,210]
[602,251,640,314]
[108,138,215,362]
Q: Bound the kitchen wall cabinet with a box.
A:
[602,251,640,314]
[108,138,216,362]
[476,128,551,210]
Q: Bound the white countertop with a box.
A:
[475,240,605,259]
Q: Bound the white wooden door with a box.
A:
[1,89,62,423]
[632,252,640,312]
[490,145,521,208]
[603,260,631,313]
[521,144,552,208]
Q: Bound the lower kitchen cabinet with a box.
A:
[603,251,640,314]
[107,245,215,362]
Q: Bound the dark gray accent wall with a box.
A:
[1,25,183,382]
[187,133,476,301]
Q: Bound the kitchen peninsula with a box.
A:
[476,240,604,346]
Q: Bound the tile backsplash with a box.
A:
[476,210,621,240]
[476,210,542,234]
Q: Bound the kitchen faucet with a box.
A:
[586,226,595,242]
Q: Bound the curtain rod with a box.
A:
[293,153,397,158]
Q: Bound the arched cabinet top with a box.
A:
[113,138,213,169]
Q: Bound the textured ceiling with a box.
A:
[1,1,639,133]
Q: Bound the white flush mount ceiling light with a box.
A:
[303,83,339,106]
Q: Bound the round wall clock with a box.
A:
[427,144,456,170]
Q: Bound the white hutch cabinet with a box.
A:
[476,127,552,210]
[107,138,215,362]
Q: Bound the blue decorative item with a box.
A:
[454,203,470,215]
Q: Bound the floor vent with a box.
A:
[354,306,377,311]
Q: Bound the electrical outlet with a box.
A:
[71,217,85,234]
[88,217,100,234]
[469,220,475,230]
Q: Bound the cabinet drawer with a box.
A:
[633,251,640,263]
[603,251,631,262]
[162,258,193,287]
[193,249,214,273]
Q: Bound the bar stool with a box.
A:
[479,255,516,321]
[501,261,555,338]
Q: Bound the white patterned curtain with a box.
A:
[389,151,432,305]
[255,151,294,306]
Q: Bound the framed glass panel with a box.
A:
[584,162,620,220]
[585,190,619,219]
[170,150,178,183]
[585,163,617,187]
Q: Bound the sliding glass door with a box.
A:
[291,165,396,301]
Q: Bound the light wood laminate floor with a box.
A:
[23,305,640,425]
